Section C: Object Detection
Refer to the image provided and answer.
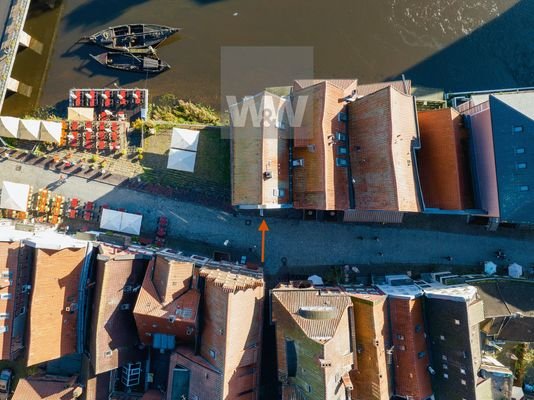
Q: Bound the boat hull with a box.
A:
[90,52,170,74]
[87,24,179,52]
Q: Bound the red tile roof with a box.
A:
[90,245,147,374]
[357,80,411,97]
[292,80,355,210]
[417,108,473,210]
[134,257,199,345]
[26,247,86,366]
[349,86,420,212]
[12,376,79,400]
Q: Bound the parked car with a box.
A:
[0,368,13,400]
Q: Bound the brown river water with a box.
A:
[4,0,534,116]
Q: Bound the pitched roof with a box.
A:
[272,286,352,343]
[230,91,290,207]
[292,80,354,210]
[294,79,357,91]
[90,245,148,374]
[489,93,534,223]
[349,86,420,212]
[26,247,87,366]
[417,108,473,210]
[199,262,263,293]
[0,241,20,360]
[469,279,534,318]
[357,80,411,97]
[12,376,78,400]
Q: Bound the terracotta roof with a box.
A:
[357,80,411,97]
[294,79,357,91]
[0,241,20,360]
[90,245,148,374]
[418,108,473,210]
[272,286,352,343]
[26,247,87,366]
[133,257,199,345]
[292,80,354,210]
[199,263,263,293]
[230,91,290,207]
[349,86,420,212]
[12,376,78,400]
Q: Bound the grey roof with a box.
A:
[469,279,534,318]
[490,93,534,223]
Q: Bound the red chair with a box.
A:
[85,121,92,130]
[74,91,81,107]
[98,132,106,141]
[89,90,95,107]
[83,211,92,221]
[70,198,79,208]
[99,122,105,131]
[111,131,118,141]
[86,201,94,211]
[111,122,118,131]
[134,90,141,105]
[70,121,79,131]
[105,90,111,107]
[68,209,77,219]
[119,90,127,105]
[98,141,106,150]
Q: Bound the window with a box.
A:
[442,364,448,370]
[397,334,405,340]
[0,313,9,320]
[306,383,312,393]
[443,373,449,379]
[517,162,527,169]
[335,158,348,167]
[520,185,529,191]
[398,345,406,351]
[273,188,286,198]
[337,146,348,155]
[292,159,304,167]
[513,126,523,133]
[460,368,466,375]
[307,144,316,153]
[415,324,422,333]
[442,355,448,361]
[336,132,347,141]
[0,326,7,334]
[120,304,130,311]
[338,112,348,122]
[0,294,11,300]
[209,349,217,359]
[440,335,446,341]
[516,148,525,154]
[417,351,426,359]
[285,339,297,377]
[461,379,467,385]
[1,271,11,279]
[454,319,460,325]
[276,120,287,130]
[104,350,112,357]
[186,327,193,336]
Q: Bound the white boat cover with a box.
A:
[0,116,20,138]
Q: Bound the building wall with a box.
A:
[0,242,20,360]
[26,247,86,366]
[418,108,471,210]
[467,108,499,217]
[349,296,392,400]
[388,297,433,400]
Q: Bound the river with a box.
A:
[5,0,533,116]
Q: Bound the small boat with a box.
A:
[90,52,170,74]
[83,24,179,52]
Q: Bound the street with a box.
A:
[1,159,533,275]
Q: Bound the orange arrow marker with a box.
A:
[258,220,269,263]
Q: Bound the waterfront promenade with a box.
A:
[0,0,32,113]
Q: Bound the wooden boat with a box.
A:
[83,24,179,52]
[90,52,170,74]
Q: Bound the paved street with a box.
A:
[1,159,534,275]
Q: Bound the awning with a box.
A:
[0,116,19,138]
[99,209,122,232]
[67,107,94,121]
[0,181,30,212]
[167,148,196,173]
[171,128,200,151]
[120,212,142,235]
[18,119,41,141]
[39,121,62,143]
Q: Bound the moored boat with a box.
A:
[90,52,171,74]
[83,24,179,52]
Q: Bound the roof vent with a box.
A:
[298,306,336,320]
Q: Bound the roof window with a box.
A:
[516,148,525,154]
[517,162,527,169]
[513,126,523,133]
[336,158,348,167]
[520,185,529,192]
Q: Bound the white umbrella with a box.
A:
[119,212,142,235]
[171,128,200,151]
[70,93,77,99]
[100,93,108,99]
[85,93,92,99]
[0,181,30,211]
[99,208,122,232]
[0,116,20,138]
[167,148,196,173]
[132,92,139,99]
[484,261,497,275]
[39,121,62,143]
[18,119,41,141]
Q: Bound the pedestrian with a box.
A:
[446,256,453,262]
[378,252,383,257]
[374,236,380,242]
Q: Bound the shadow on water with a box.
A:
[394,0,534,92]
[191,0,228,4]
[62,0,150,30]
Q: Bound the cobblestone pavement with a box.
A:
[1,159,534,276]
